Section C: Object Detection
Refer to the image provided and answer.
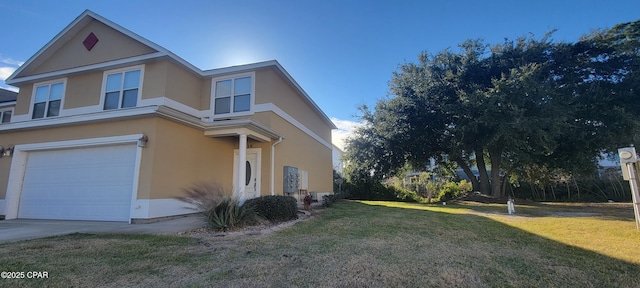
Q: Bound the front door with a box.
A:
[234,148,261,201]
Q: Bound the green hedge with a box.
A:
[244,195,298,222]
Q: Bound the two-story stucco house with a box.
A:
[0,10,335,223]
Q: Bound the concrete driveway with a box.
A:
[0,216,206,244]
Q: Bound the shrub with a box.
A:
[323,190,348,207]
[205,197,257,231]
[176,182,258,231]
[390,185,425,203]
[435,180,473,202]
[244,195,298,223]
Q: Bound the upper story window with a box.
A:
[0,108,12,123]
[102,67,141,110]
[32,81,64,119]
[214,76,252,115]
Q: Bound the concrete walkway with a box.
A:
[0,216,206,244]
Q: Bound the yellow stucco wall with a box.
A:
[23,19,157,76]
[12,59,205,118]
[269,113,333,193]
[64,71,102,109]
[146,118,237,199]
[0,117,158,200]
[254,68,332,144]
[164,62,202,109]
[13,85,32,116]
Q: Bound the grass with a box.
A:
[0,200,639,287]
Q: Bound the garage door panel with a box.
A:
[18,144,137,222]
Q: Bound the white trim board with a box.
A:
[254,103,332,149]
[131,199,198,219]
[7,53,165,85]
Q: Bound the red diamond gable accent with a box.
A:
[83,32,99,51]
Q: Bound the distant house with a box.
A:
[0,88,17,124]
[0,10,335,223]
[332,144,344,176]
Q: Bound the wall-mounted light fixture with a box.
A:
[0,146,13,158]
[138,135,148,148]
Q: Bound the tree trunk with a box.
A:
[489,146,503,197]
[501,169,512,197]
[454,157,480,192]
[475,148,491,195]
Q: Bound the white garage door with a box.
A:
[18,144,137,221]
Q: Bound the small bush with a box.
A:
[323,191,347,207]
[244,195,298,223]
[390,185,424,203]
[176,182,258,231]
[205,197,257,231]
[436,180,473,202]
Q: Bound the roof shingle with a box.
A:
[0,88,17,103]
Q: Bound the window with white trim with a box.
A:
[214,76,252,115]
[0,108,12,123]
[32,82,64,119]
[103,69,141,110]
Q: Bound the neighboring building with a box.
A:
[0,10,335,223]
[0,88,17,124]
[332,144,344,176]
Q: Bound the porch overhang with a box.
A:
[203,118,283,142]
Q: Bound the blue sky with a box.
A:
[1,0,639,148]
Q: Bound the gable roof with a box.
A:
[6,9,201,84]
[5,10,336,129]
[0,88,18,103]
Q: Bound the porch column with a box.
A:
[238,133,247,204]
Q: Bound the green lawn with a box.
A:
[1,200,639,287]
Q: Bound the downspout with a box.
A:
[270,137,283,195]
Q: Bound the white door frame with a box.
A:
[3,134,144,222]
[233,148,261,203]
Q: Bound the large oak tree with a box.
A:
[345,20,640,197]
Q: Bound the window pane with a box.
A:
[104,92,120,110]
[122,89,138,108]
[32,102,45,119]
[214,97,230,114]
[1,111,11,123]
[35,86,49,103]
[245,161,252,186]
[233,94,250,112]
[49,83,64,100]
[106,73,122,92]
[234,77,251,95]
[123,70,140,90]
[47,100,61,117]
[216,80,232,97]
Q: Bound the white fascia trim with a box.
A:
[203,60,278,77]
[140,97,204,118]
[0,102,16,108]
[4,134,144,220]
[6,52,165,85]
[131,199,198,219]
[254,103,332,149]
[15,134,143,151]
[0,106,157,131]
